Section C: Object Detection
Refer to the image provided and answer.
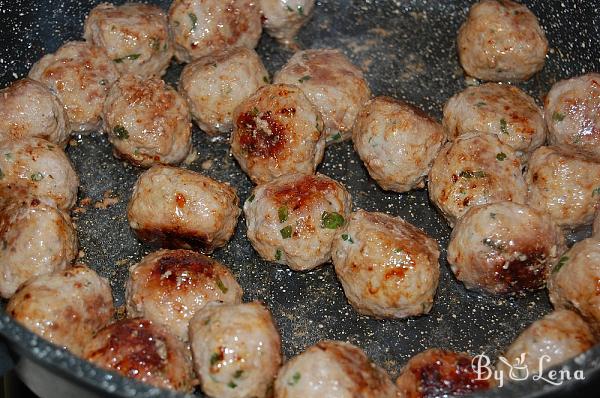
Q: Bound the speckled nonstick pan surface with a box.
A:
[0,0,599,397]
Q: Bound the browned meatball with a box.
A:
[230,84,326,184]
[83,318,196,392]
[395,349,495,398]
[127,165,241,253]
[6,265,114,356]
[126,249,243,341]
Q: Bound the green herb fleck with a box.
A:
[227,381,237,388]
[263,75,270,84]
[99,79,108,86]
[482,237,505,251]
[553,255,569,273]
[113,53,141,63]
[30,172,44,181]
[0,168,3,180]
[328,132,342,142]
[552,112,565,122]
[280,225,293,239]
[496,152,507,161]
[297,5,304,16]
[47,144,54,150]
[490,212,496,219]
[286,5,293,12]
[592,187,600,197]
[321,211,345,229]
[210,352,222,366]
[215,277,228,294]
[278,205,289,222]
[475,101,487,107]
[288,372,301,386]
[233,370,244,378]
[500,118,509,135]
[4,153,12,160]
[394,248,404,254]
[149,37,161,51]
[113,125,129,139]
[459,170,486,179]
[189,12,198,31]
[275,249,282,261]
[341,234,354,243]
[250,107,260,117]
[247,194,255,203]
[298,75,311,83]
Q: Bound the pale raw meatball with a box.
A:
[0,200,78,299]
[274,49,371,143]
[395,349,495,398]
[259,0,315,44]
[0,78,70,147]
[128,165,240,253]
[428,132,526,226]
[353,96,446,192]
[103,74,192,167]
[548,238,600,335]
[244,173,352,271]
[457,0,548,81]
[83,318,196,392]
[230,84,325,184]
[126,249,243,341]
[496,310,595,378]
[274,340,397,398]
[179,47,268,135]
[84,3,173,78]
[6,264,114,356]
[447,202,566,295]
[0,137,79,210]
[443,83,545,159]
[525,146,600,229]
[29,41,119,132]
[331,210,440,318]
[189,301,281,398]
[545,73,600,159]
[168,0,262,63]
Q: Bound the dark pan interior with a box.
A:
[0,0,600,397]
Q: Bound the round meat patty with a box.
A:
[274,340,397,398]
[168,0,262,63]
[0,78,70,147]
[353,96,446,192]
[189,301,281,398]
[395,349,496,398]
[258,0,315,45]
[179,47,268,135]
[457,0,548,81]
[84,2,173,78]
[428,132,526,226]
[443,83,545,159]
[126,249,243,341]
[28,41,119,132]
[0,137,79,210]
[447,201,566,295]
[496,309,595,379]
[103,74,192,167]
[0,200,78,298]
[6,264,114,356]
[331,210,440,318]
[230,83,326,184]
[127,165,240,253]
[545,73,600,159]
[83,318,196,392]
[274,49,371,144]
[525,146,600,229]
[244,173,352,271]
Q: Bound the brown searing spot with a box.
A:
[236,110,287,158]
[133,226,215,254]
[272,175,337,210]
[492,247,549,293]
[148,250,218,290]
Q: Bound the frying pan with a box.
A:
[0,0,599,397]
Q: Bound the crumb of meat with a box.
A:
[115,259,129,266]
[73,197,93,213]
[368,27,393,37]
[94,190,119,209]
[201,159,214,170]
[183,147,198,165]
[78,249,85,259]
[115,305,127,320]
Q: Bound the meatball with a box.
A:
[83,318,195,392]
[126,249,243,341]
[189,301,281,398]
[353,96,446,192]
[457,0,548,81]
[258,0,315,44]
[274,49,371,143]
[83,3,173,78]
[274,340,397,398]
[230,83,325,184]
[179,47,268,136]
[443,83,545,159]
[0,78,70,147]
[496,310,595,378]
[428,132,526,226]
[168,0,262,63]
[28,41,119,132]
[0,200,78,299]
[545,73,600,159]
[0,137,79,210]
[525,146,600,229]
[447,202,565,295]
[395,349,495,398]
[128,165,240,253]
[103,74,192,167]
[244,173,352,271]
[548,238,600,335]
[6,264,114,356]
[331,210,440,318]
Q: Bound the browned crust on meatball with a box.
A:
[269,174,338,210]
